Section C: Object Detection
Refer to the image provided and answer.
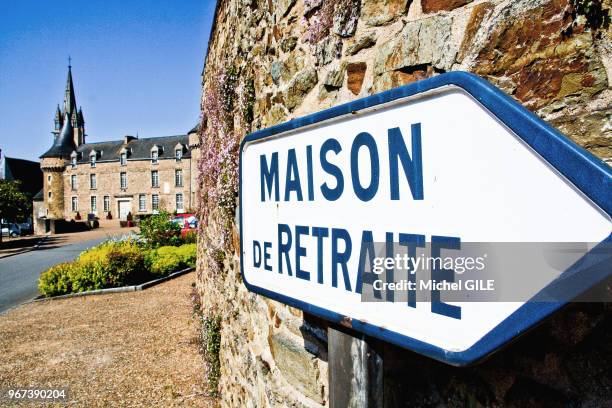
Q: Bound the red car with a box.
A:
[172,213,198,236]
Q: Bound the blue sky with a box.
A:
[0,0,217,161]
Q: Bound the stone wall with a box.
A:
[196,0,611,406]
[41,157,67,219]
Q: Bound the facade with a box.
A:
[37,65,200,234]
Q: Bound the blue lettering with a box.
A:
[350,132,380,201]
[295,225,310,281]
[277,223,293,276]
[284,149,303,201]
[260,152,280,202]
[312,226,329,284]
[431,235,461,319]
[388,123,424,201]
[263,241,272,271]
[320,138,344,201]
[331,228,352,291]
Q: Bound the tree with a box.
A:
[0,179,30,243]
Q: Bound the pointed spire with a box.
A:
[63,62,77,117]
[78,106,84,126]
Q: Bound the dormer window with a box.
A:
[151,146,160,164]
[120,152,127,166]
[71,152,78,168]
[90,151,97,168]
[175,149,182,162]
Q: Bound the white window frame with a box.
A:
[103,195,110,212]
[175,169,183,187]
[175,149,182,162]
[139,194,146,212]
[151,170,159,188]
[176,193,184,211]
[120,172,127,189]
[71,175,77,190]
[90,196,97,212]
[90,174,96,189]
[152,194,159,211]
[151,150,159,164]
[120,152,127,166]
[71,196,78,212]
[71,156,77,168]
[90,154,96,168]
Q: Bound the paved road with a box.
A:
[0,237,108,314]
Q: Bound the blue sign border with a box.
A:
[238,71,612,366]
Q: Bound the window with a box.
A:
[176,193,184,211]
[152,194,159,211]
[139,194,146,212]
[103,196,110,212]
[120,152,127,166]
[120,172,127,189]
[175,149,182,161]
[48,191,52,199]
[47,175,51,183]
[90,196,97,212]
[90,154,96,168]
[71,156,77,168]
[71,175,77,190]
[71,197,78,212]
[90,174,97,189]
[151,150,158,164]
[175,169,183,187]
[151,170,159,187]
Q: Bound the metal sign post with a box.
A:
[328,324,383,408]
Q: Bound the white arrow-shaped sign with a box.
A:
[239,72,611,365]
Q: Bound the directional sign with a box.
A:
[239,72,611,365]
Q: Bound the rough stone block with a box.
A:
[324,62,347,88]
[421,0,473,13]
[316,36,343,66]
[361,0,409,27]
[347,62,367,94]
[374,15,454,75]
[457,2,494,62]
[269,332,325,404]
[473,0,608,109]
[346,31,377,55]
[284,68,318,110]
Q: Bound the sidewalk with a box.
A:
[0,272,212,406]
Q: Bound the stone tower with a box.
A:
[40,63,86,220]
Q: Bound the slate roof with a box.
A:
[33,189,44,201]
[40,111,77,158]
[74,134,191,163]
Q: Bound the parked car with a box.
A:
[1,223,21,238]
[171,213,198,236]
[17,222,33,235]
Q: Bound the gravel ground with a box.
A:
[0,272,214,407]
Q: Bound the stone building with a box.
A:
[37,65,200,234]
[196,0,611,406]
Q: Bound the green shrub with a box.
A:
[38,262,75,296]
[144,243,197,276]
[139,210,181,248]
[145,246,182,276]
[38,239,146,297]
[76,239,146,289]
[176,243,197,267]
